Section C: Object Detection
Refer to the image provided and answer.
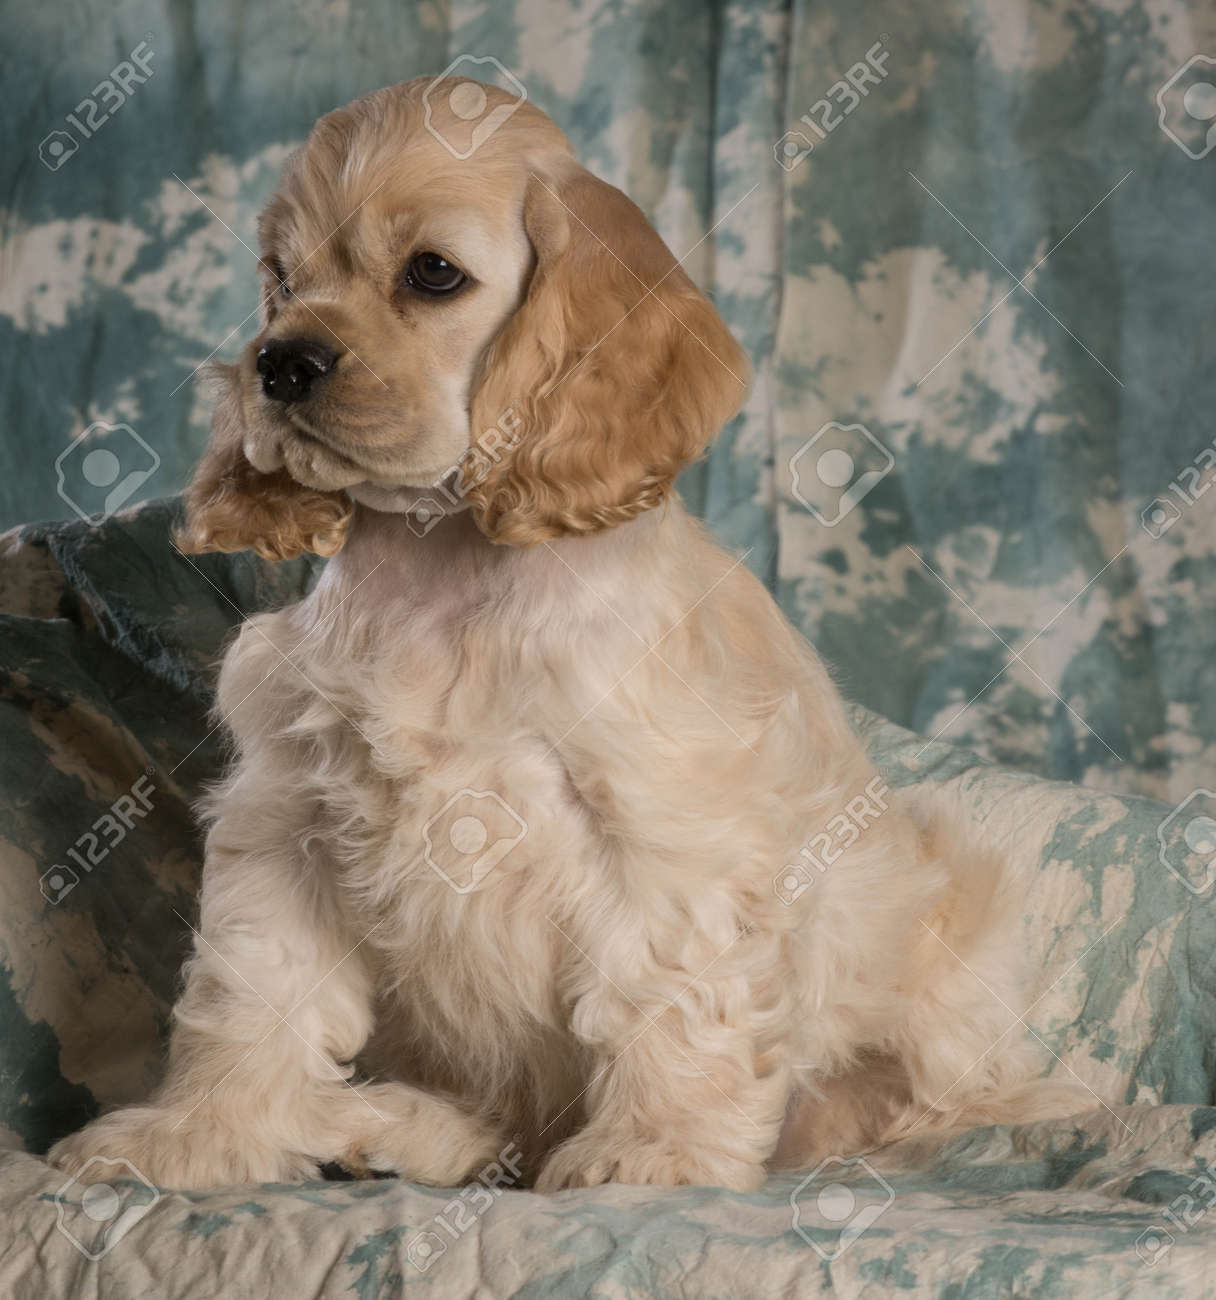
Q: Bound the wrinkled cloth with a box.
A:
[0,500,1212,1296]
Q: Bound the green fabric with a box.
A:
[5,0,1214,802]
[1,500,1214,1295]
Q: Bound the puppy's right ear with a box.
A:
[175,366,352,562]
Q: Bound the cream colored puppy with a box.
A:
[50,78,1079,1192]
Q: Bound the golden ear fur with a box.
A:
[465,167,750,545]
[175,366,352,562]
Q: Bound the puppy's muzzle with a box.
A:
[257,337,341,403]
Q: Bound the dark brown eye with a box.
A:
[405,252,466,295]
[263,258,291,299]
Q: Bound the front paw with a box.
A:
[535,1129,765,1193]
[347,1084,508,1186]
[48,1106,318,1190]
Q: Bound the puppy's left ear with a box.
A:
[176,365,352,562]
[465,166,750,545]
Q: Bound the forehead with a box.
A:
[266,150,521,269]
[259,84,567,271]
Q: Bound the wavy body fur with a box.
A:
[50,79,1082,1192]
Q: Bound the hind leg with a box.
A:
[771,1051,913,1168]
[773,1032,1081,1170]
[772,961,1082,1170]
[774,809,1086,1169]
[886,916,1089,1141]
[885,814,1090,1141]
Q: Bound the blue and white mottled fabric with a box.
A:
[0,500,1214,1296]
[3,0,1216,1293]
[4,0,1215,802]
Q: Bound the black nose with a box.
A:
[256,338,340,403]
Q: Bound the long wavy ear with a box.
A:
[175,365,352,561]
[464,166,750,545]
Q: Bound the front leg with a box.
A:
[49,784,497,1189]
[536,923,790,1192]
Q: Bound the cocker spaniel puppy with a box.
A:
[50,78,1079,1192]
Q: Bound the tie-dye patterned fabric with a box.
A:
[1,499,1214,1296]
[5,0,1215,808]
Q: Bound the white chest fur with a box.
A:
[210,502,862,1133]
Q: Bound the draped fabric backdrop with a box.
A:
[4,6,1216,1293]
[3,0,1214,801]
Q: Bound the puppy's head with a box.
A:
[178,78,749,558]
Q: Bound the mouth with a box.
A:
[286,410,339,448]
[260,396,455,495]
[272,410,370,488]
[283,413,360,463]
